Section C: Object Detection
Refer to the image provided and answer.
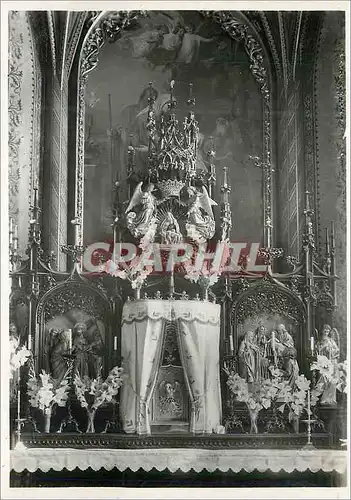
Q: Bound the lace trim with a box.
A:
[122,300,220,325]
[11,448,347,473]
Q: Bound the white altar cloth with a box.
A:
[10,448,347,474]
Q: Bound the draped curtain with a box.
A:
[120,300,221,435]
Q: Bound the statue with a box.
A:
[185,186,217,243]
[238,331,259,383]
[125,182,157,238]
[275,324,299,388]
[72,322,104,379]
[316,324,340,405]
[254,325,270,380]
[50,329,70,381]
[160,212,183,244]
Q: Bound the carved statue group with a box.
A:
[46,321,104,381]
[238,323,299,387]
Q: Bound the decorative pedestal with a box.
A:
[120,300,222,435]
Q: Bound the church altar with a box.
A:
[10,448,348,474]
[7,9,347,490]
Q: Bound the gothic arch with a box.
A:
[72,10,275,248]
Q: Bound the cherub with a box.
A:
[125,182,157,238]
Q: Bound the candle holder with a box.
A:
[301,390,316,450]
[301,418,317,450]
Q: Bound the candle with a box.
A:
[272,331,276,351]
[17,388,20,418]
[310,336,315,355]
[27,335,31,351]
[331,221,335,248]
[307,389,311,418]
[9,218,13,233]
[14,224,18,239]
[325,227,330,254]
[229,334,234,353]
[114,336,117,351]
[13,236,18,251]
[68,329,72,352]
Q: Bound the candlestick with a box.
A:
[114,336,117,351]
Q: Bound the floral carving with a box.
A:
[233,285,302,325]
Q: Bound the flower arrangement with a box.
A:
[105,256,152,297]
[225,373,281,433]
[225,368,324,434]
[10,337,31,379]
[184,263,219,300]
[27,368,70,432]
[311,355,348,394]
[74,366,123,433]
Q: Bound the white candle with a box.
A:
[13,236,18,251]
[68,329,72,352]
[307,389,311,418]
[17,388,20,418]
[9,218,13,233]
[229,335,234,353]
[114,336,117,351]
[27,335,32,351]
[272,331,276,350]
[310,336,315,354]
[14,224,18,239]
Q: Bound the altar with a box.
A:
[6,7,348,491]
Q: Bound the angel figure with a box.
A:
[316,324,340,405]
[159,380,182,417]
[185,186,217,243]
[160,212,183,245]
[125,182,157,238]
[176,23,215,64]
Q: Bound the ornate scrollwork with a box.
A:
[257,247,284,266]
[39,283,108,322]
[81,11,146,77]
[202,11,269,101]
[233,284,303,325]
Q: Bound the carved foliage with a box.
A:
[233,284,302,325]
[38,283,108,322]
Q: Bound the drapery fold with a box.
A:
[120,317,165,435]
[120,300,221,435]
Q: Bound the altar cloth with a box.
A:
[10,448,347,473]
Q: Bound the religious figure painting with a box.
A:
[84,10,264,246]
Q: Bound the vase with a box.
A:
[203,288,209,301]
[134,287,141,300]
[44,408,52,433]
[86,408,96,433]
[292,414,300,434]
[248,408,259,434]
